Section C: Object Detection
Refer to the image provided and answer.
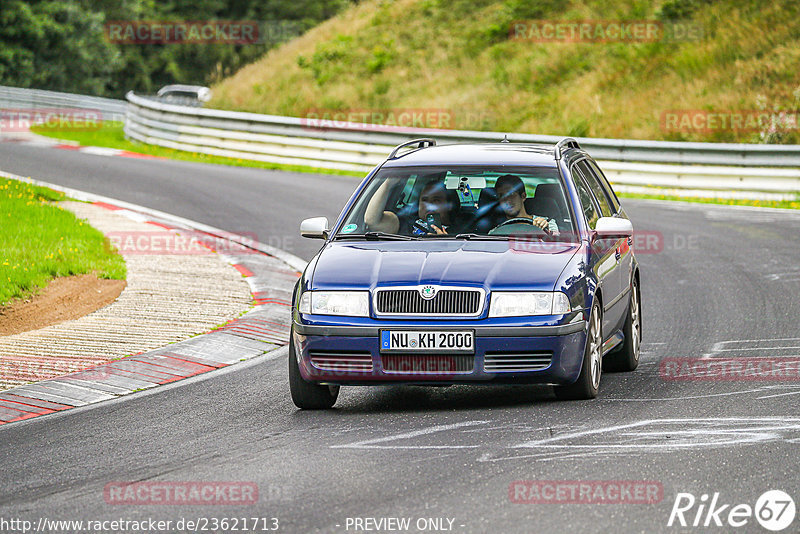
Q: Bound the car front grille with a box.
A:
[382,354,474,374]
[375,287,483,316]
[309,351,373,372]
[484,352,552,372]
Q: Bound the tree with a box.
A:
[0,0,120,94]
[0,0,355,97]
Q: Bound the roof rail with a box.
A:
[554,137,580,160]
[388,138,436,159]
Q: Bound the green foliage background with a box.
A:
[0,0,354,97]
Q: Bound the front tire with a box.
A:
[288,329,339,409]
[555,301,602,400]
[604,278,641,372]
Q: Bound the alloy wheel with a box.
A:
[631,283,641,361]
[589,307,602,389]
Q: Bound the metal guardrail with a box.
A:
[2,86,797,198]
[125,92,800,197]
[0,86,127,123]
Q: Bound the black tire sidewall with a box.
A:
[555,300,601,400]
[288,328,339,409]
[606,278,640,372]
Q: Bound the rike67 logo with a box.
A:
[668,490,796,531]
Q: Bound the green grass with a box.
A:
[617,191,800,210]
[210,0,800,144]
[30,122,364,177]
[0,178,126,306]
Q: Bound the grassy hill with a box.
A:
[210,0,800,143]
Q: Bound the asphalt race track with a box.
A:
[2,143,800,533]
[0,143,361,261]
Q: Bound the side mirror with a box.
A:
[300,217,329,239]
[594,217,633,239]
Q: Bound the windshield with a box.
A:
[335,165,576,240]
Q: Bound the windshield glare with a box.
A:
[336,166,576,240]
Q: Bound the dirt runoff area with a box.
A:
[0,274,125,336]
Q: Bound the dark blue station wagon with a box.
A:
[290,138,641,409]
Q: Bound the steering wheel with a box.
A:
[490,217,553,237]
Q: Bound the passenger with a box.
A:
[491,174,559,235]
[365,179,461,235]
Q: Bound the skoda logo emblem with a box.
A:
[420,285,437,300]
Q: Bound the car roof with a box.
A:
[380,143,575,168]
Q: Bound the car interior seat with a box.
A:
[527,183,569,232]
[473,187,504,233]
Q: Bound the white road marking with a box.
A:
[331,420,490,449]
[115,209,150,223]
[765,272,800,282]
[701,338,800,359]
[78,146,123,157]
[479,450,606,464]
[714,337,800,346]
[480,417,800,463]
[605,385,799,402]
[756,387,800,400]
[703,208,800,220]
[711,346,800,352]
[625,198,800,214]
[513,417,800,451]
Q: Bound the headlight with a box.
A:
[298,291,369,317]
[489,291,571,317]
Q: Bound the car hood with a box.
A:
[310,240,580,292]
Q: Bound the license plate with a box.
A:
[380,330,474,353]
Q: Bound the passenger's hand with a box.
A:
[432,225,448,235]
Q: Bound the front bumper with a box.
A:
[293,320,587,385]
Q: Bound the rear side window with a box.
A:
[570,166,599,229]
[585,159,620,212]
[576,160,613,217]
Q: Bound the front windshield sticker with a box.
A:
[341,223,358,234]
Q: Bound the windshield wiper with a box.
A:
[452,233,553,241]
[453,233,511,240]
[335,232,418,241]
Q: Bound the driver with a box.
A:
[365,179,460,235]
[490,174,559,235]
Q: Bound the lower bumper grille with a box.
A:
[309,352,373,372]
[484,352,552,372]
[383,354,474,374]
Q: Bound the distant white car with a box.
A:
[156,85,211,106]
